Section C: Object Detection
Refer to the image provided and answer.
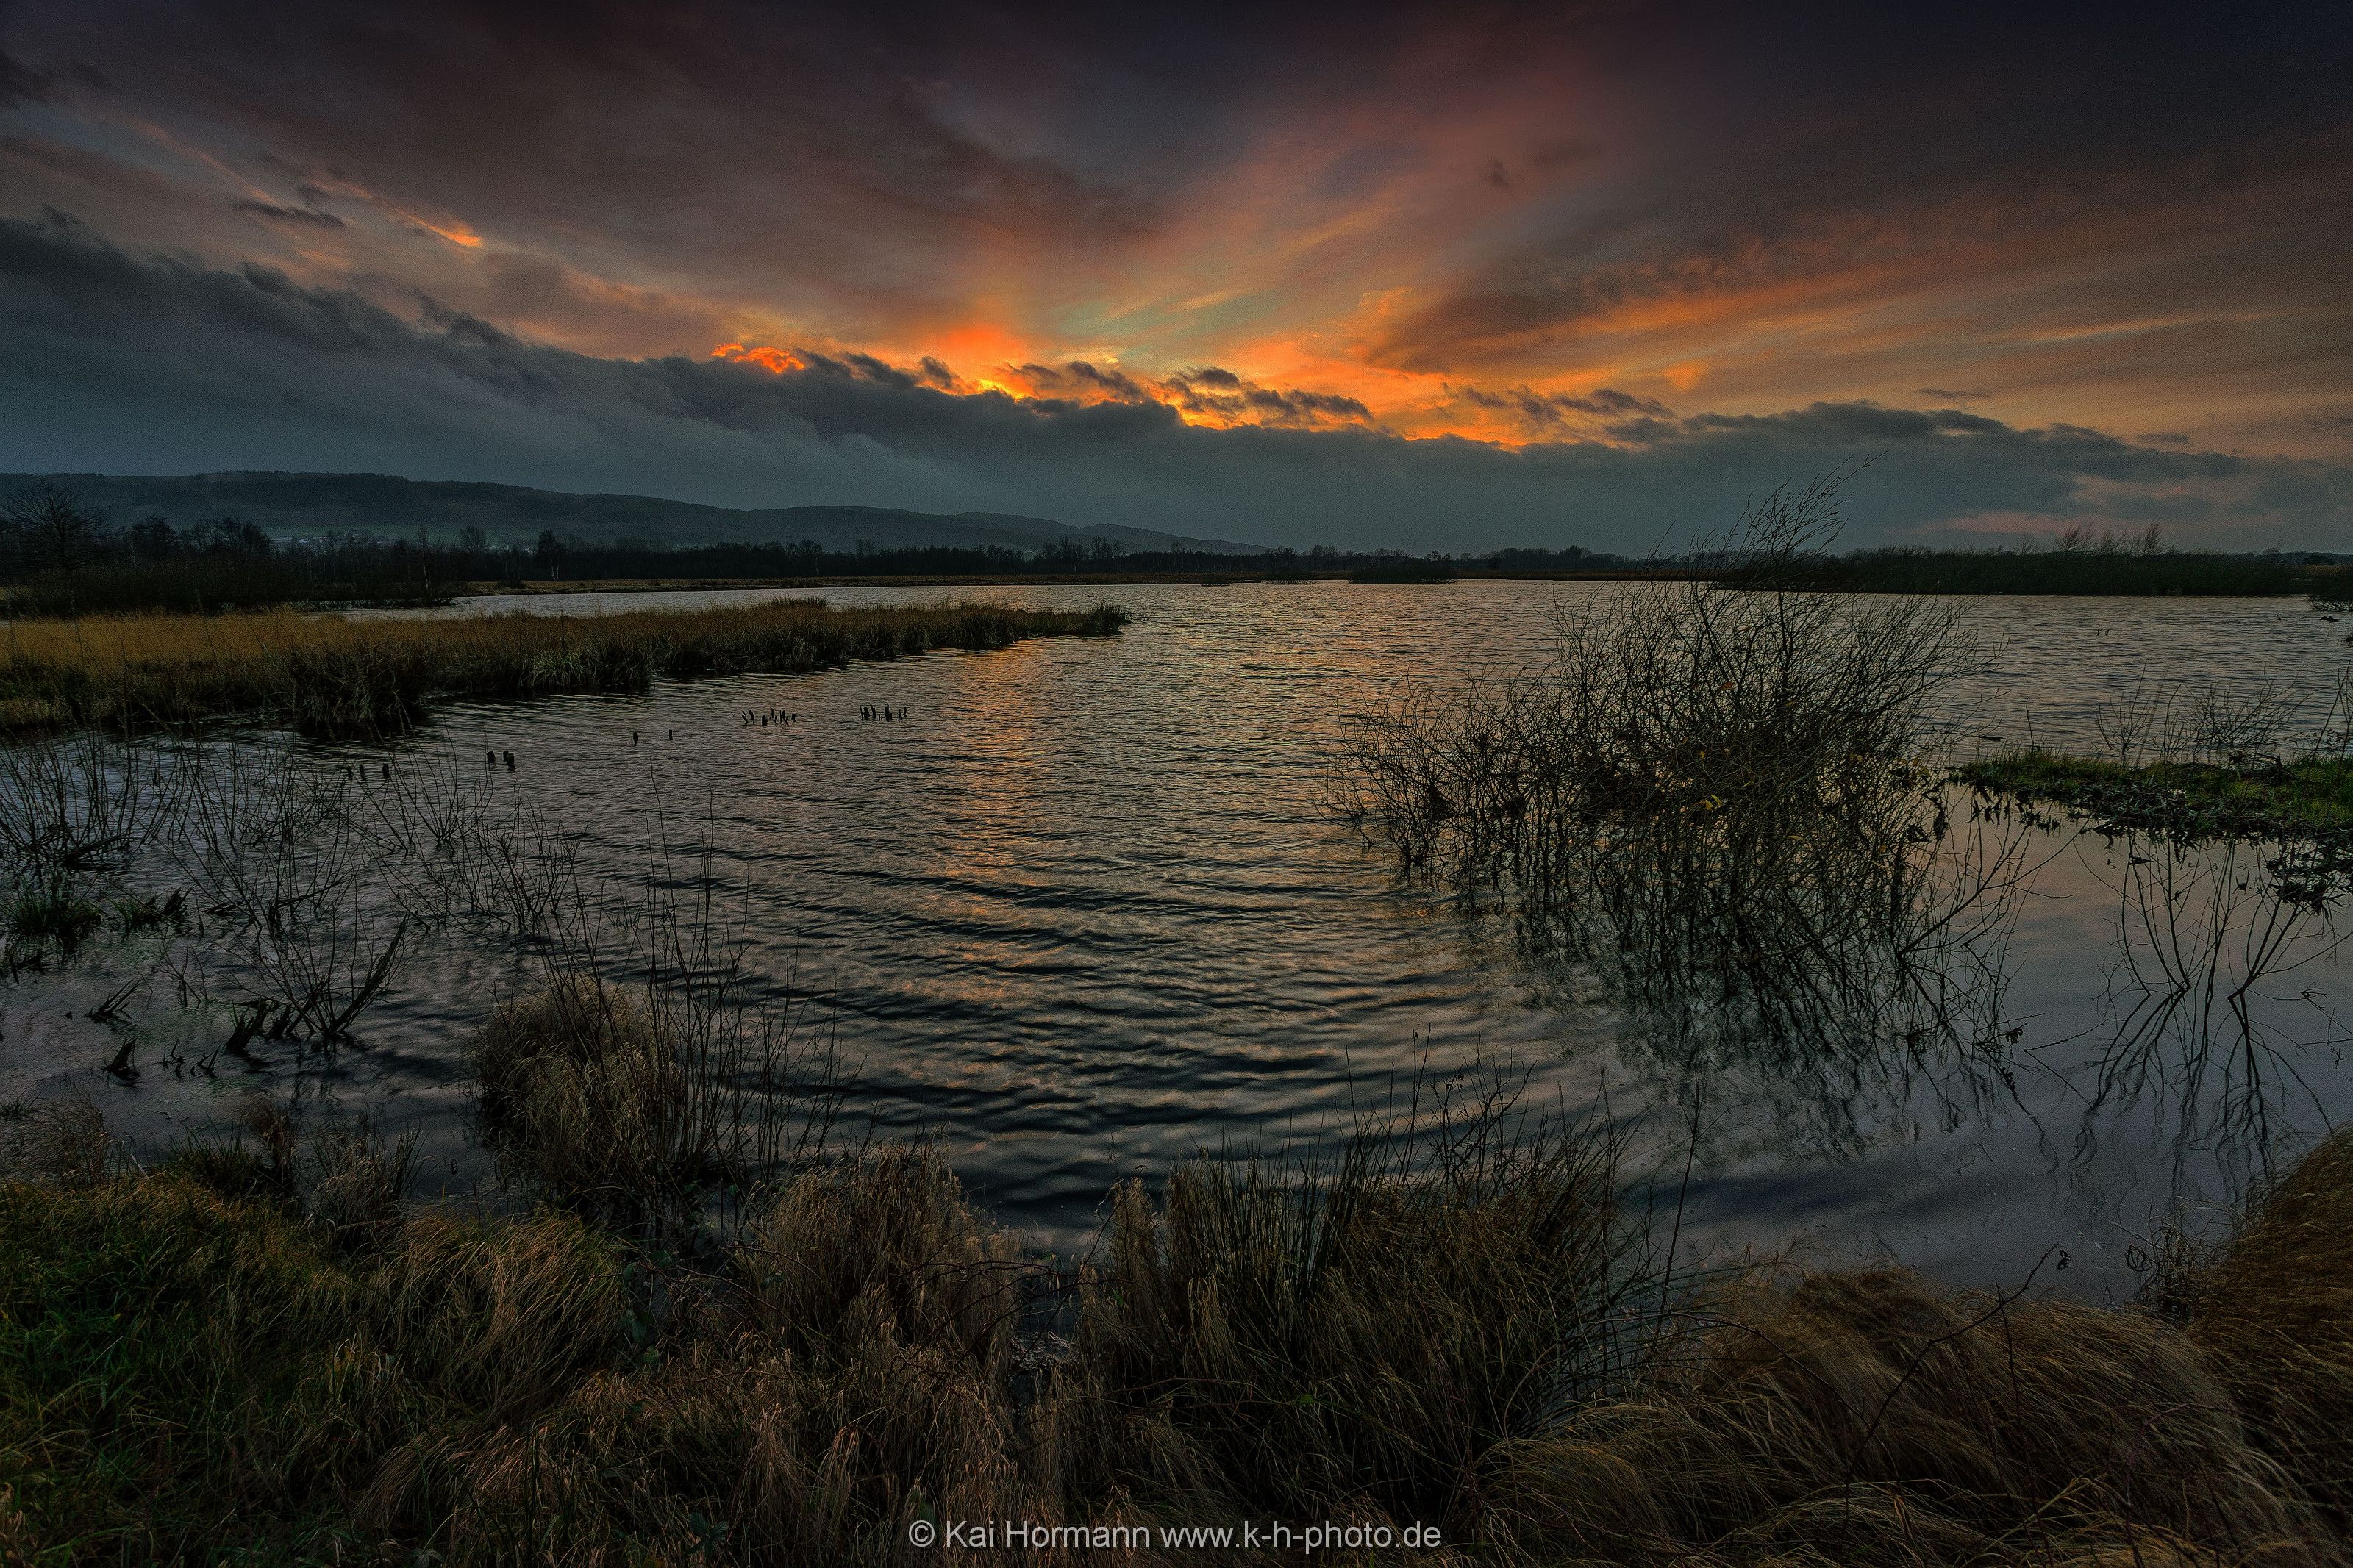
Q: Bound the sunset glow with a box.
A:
[0,1,2345,548]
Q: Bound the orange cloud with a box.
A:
[711,342,807,374]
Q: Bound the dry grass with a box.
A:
[1489,1266,2336,1565]
[0,1136,1051,1564]
[468,972,833,1239]
[2189,1129,2353,1535]
[0,596,1127,735]
[1061,1107,1634,1533]
[470,975,695,1220]
[1,1102,2349,1565]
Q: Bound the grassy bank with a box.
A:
[1,1066,2347,1564]
[1959,751,2353,842]
[0,598,1127,737]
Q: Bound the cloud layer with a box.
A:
[1,0,2346,484]
[4,216,2343,551]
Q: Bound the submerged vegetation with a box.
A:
[1335,479,2024,1130]
[0,598,1126,736]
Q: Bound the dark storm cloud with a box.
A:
[3,218,2343,551]
[988,360,1375,431]
[3,0,2343,467]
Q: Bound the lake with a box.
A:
[7,581,2349,1301]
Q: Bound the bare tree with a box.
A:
[2,482,110,573]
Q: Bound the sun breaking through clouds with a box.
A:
[0,0,2347,547]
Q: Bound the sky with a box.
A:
[0,0,2347,551]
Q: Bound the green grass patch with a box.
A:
[0,1177,382,1558]
[1956,749,2353,840]
[4,880,103,949]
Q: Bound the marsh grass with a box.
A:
[1487,1263,2340,1565]
[1060,1083,1640,1533]
[4,1093,2352,1564]
[4,875,103,951]
[469,970,838,1240]
[1958,751,2353,837]
[0,597,1129,736]
[2185,1128,2353,1534]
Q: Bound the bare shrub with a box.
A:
[0,482,109,575]
[2074,840,2336,1181]
[0,734,188,967]
[2095,671,2302,767]
[0,731,188,879]
[1335,477,2022,1125]
[160,740,413,1039]
[1337,476,1972,864]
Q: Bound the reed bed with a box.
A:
[0,597,1127,736]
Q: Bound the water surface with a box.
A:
[8,582,2349,1300]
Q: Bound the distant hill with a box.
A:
[0,472,1264,555]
